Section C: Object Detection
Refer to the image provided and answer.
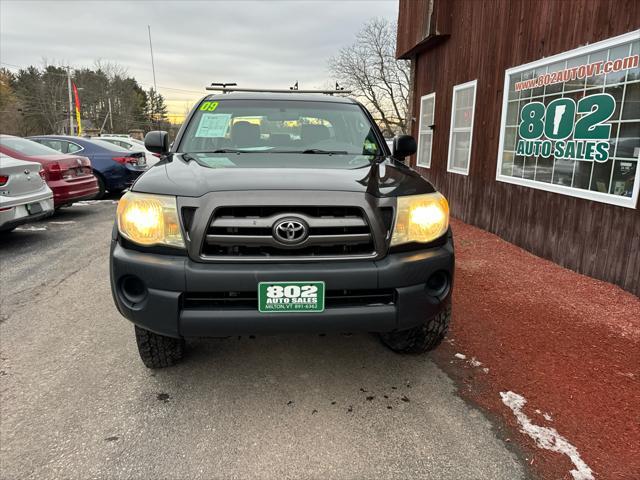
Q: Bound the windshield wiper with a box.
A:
[269,149,351,155]
[204,149,248,154]
[189,149,356,155]
[302,149,349,155]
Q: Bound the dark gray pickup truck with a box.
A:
[110,90,454,368]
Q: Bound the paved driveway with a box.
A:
[0,200,527,480]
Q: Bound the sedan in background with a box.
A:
[0,135,99,208]
[29,135,148,198]
[99,135,160,166]
[0,153,54,232]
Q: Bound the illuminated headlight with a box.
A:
[117,192,185,248]
[390,192,450,246]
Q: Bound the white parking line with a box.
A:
[71,200,118,206]
[15,226,47,231]
[500,391,594,480]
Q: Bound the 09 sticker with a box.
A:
[199,101,219,111]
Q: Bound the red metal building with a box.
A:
[397,0,640,295]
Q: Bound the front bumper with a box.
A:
[110,233,454,338]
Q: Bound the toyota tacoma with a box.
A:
[110,89,454,368]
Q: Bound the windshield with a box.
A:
[179,99,383,157]
[0,136,62,156]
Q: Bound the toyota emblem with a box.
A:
[273,218,308,244]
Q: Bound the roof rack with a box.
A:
[206,82,352,95]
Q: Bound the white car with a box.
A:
[0,153,54,232]
[99,135,160,166]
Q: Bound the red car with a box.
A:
[0,135,99,208]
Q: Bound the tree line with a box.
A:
[0,61,171,137]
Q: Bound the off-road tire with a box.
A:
[380,307,451,354]
[134,326,185,368]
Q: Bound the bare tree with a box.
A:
[329,18,410,136]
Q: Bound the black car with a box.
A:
[110,90,454,368]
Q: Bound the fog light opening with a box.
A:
[120,275,147,305]
[426,270,449,297]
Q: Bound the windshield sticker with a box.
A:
[196,156,236,168]
[195,113,232,138]
[199,101,219,111]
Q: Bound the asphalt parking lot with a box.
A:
[0,200,528,480]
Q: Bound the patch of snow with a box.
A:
[454,353,466,360]
[72,200,118,206]
[500,391,593,480]
[15,226,47,231]
[49,221,76,225]
[482,367,489,374]
[469,357,482,367]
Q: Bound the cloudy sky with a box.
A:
[1,0,398,121]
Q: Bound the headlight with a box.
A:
[390,192,449,246]
[117,192,185,248]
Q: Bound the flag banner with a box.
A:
[72,82,82,136]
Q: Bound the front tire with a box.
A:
[135,326,185,368]
[380,307,451,354]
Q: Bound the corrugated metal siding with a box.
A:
[398,0,640,295]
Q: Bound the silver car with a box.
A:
[0,153,54,232]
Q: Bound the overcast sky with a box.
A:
[0,0,398,120]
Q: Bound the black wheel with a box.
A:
[134,325,185,368]
[380,307,451,354]
[95,174,106,199]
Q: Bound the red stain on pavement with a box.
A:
[432,219,640,480]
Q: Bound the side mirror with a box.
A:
[392,134,417,162]
[144,131,169,155]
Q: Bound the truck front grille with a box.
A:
[200,206,376,259]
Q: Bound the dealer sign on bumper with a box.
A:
[258,281,325,313]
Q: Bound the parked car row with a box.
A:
[0,134,152,232]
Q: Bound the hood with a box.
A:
[132,153,435,198]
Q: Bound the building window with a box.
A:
[497,30,640,208]
[416,93,436,168]
[447,80,477,175]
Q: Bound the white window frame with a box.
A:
[495,29,640,209]
[447,79,477,175]
[416,92,436,168]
